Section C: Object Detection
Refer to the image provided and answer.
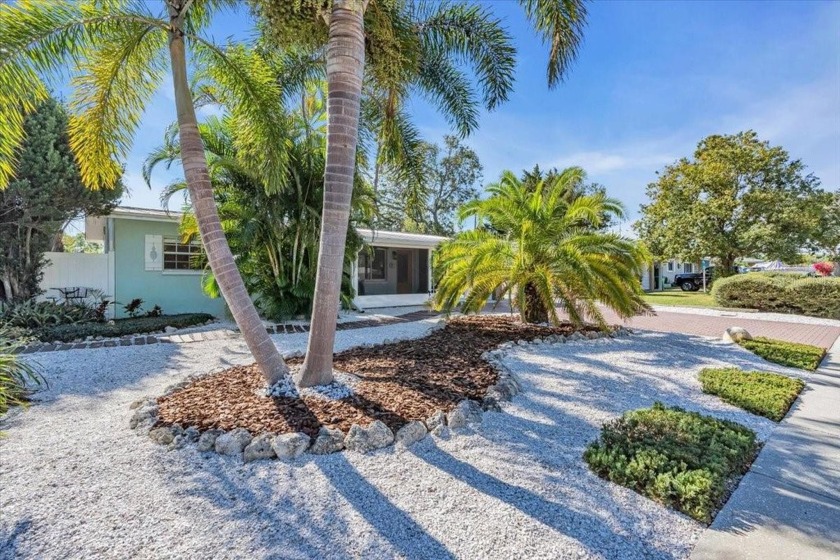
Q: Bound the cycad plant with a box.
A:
[0,0,291,384]
[253,0,588,386]
[434,168,651,326]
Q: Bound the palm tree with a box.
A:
[254,0,587,386]
[0,0,290,384]
[434,168,650,326]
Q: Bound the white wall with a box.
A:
[39,252,113,301]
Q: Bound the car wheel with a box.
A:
[681,281,694,291]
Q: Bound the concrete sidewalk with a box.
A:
[691,336,840,560]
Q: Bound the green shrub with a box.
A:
[740,337,825,371]
[699,368,804,421]
[785,277,840,319]
[712,273,840,319]
[0,334,45,415]
[583,402,759,523]
[0,299,101,329]
[34,313,213,343]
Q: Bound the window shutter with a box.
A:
[144,235,163,271]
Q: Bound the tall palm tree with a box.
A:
[434,168,650,326]
[254,0,587,386]
[0,0,290,384]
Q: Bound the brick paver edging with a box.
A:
[12,310,442,354]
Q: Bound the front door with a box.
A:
[396,250,412,294]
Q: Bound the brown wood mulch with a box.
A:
[155,315,600,437]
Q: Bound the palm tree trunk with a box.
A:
[522,282,549,324]
[298,0,366,387]
[167,10,288,385]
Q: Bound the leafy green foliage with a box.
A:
[806,190,840,266]
[0,98,122,302]
[0,325,45,416]
[434,167,650,325]
[147,91,373,321]
[712,273,840,319]
[33,313,213,343]
[583,403,759,523]
[699,368,804,422]
[635,131,828,273]
[739,337,826,371]
[377,135,482,235]
[1,299,104,330]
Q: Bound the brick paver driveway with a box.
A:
[485,302,840,349]
[605,309,840,349]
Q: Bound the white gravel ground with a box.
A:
[0,324,809,560]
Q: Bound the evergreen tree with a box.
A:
[0,98,123,301]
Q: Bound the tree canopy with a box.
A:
[0,97,122,301]
[635,131,825,272]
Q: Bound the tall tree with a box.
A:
[635,131,825,274]
[434,168,649,325]
[255,0,588,386]
[0,97,122,302]
[0,0,291,384]
[808,190,840,276]
[377,135,482,235]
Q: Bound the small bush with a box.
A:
[785,277,840,319]
[1,300,101,329]
[0,333,45,415]
[712,273,840,319]
[583,402,759,523]
[34,313,213,343]
[740,337,825,371]
[699,368,804,421]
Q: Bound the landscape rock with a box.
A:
[196,429,223,452]
[129,397,154,410]
[723,326,752,343]
[148,425,182,446]
[308,427,345,454]
[164,326,177,333]
[214,428,252,455]
[344,420,395,453]
[430,424,450,438]
[271,432,311,459]
[243,434,277,462]
[395,421,427,447]
[482,396,502,412]
[182,426,200,443]
[129,404,158,430]
[447,399,483,429]
[425,410,447,432]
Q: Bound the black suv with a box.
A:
[673,267,716,292]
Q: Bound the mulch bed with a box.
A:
[156,315,600,437]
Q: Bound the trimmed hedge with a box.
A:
[583,403,759,523]
[740,337,825,371]
[34,313,214,343]
[699,368,804,421]
[712,273,840,319]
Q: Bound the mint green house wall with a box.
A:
[112,218,226,318]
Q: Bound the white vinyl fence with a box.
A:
[38,252,112,302]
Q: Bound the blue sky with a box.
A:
[114,0,840,234]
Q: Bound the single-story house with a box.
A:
[70,206,448,318]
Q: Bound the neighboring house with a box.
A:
[640,259,704,291]
[44,207,449,318]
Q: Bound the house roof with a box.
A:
[357,228,449,248]
[94,207,449,248]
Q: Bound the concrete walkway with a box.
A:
[691,336,840,560]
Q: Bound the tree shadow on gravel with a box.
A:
[0,518,32,560]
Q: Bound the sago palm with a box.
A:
[253,0,588,386]
[434,168,650,326]
[0,0,290,384]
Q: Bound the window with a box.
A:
[684,263,693,273]
[359,247,387,281]
[163,237,203,271]
[667,262,674,271]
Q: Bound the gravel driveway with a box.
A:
[0,323,807,560]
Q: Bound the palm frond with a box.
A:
[518,0,588,87]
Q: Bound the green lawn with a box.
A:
[642,289,716,308]
[584,403,759,523]
[739,337,826,371]
[699,368,804,421]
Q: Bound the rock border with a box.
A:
[129,323,633,462]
